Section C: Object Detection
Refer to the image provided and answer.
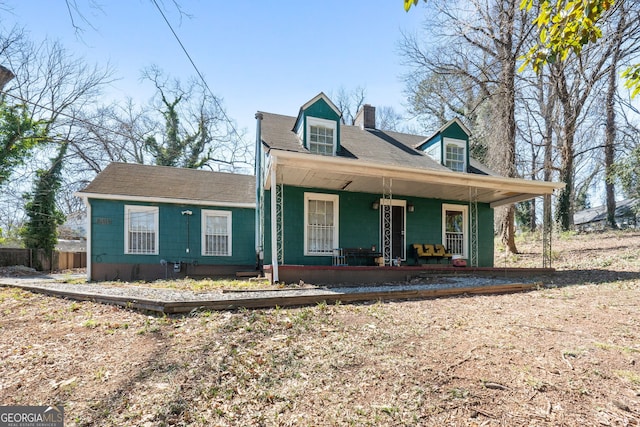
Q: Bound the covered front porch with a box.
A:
[259,151,563,283]
[266,264,554,286]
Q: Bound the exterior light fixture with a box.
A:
[371,201,379,210]
[407,203,415,213]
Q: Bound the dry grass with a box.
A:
[1,230,639,426]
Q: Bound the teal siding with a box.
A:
[304,98,340,121]
[261,186,495,267]
[302,98,341,152]
[419,121,471,171]
[477,203,494,266]
[440,122,470,171]
[441,121,469,141]
[90,199,255,267]
[419,134,442,152]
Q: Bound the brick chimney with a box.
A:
[354,104,376,130]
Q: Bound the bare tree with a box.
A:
[0,32,115,233]
[400,0,532,253]
[550,17,624,230]
[332,86,366,125]
[601,1,640,228]
[141,66,251,171]
[376,106,404,132]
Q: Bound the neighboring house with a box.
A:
[574,198,639,232]
[58,210,87,240]
[76,163,255,281]
[256,93,563,282]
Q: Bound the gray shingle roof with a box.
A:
[259,112,493,174]
[79,163,255,205]
[574,198,638,225]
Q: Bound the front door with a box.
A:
[391,205,405,259]
[380,201,406,262]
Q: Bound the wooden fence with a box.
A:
[0,248,86,272]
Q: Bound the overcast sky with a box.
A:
[2,1,423,144]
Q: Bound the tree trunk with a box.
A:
[604,9,626,229]
[497,2,519,253]
[553,65,577,231]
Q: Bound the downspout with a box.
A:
[255,112,264,273]
[270,158,279,283]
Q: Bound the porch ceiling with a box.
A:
[265,151,563,208]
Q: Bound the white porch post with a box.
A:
[270,162,279,282]
[543,194,552,268]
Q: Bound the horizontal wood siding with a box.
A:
[89,199,255,269]
[262,186,495,268]
[303,98,341,152]
[478,203,494,266]
[440,122,470,170]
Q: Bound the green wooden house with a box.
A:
[77,93,562,284]
[76,163,255,281]
[256,93,562,283]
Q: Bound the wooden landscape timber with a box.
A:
[0,281,541,314]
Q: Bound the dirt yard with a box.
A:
[1,230,639,426]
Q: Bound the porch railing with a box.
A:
[445,232,464,255]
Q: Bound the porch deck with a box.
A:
[266,264,555,286]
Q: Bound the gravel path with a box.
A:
[0,272,539,313]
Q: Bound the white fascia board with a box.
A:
[75,192,255,209]
[490,194,539,208]
[270,150,564,195]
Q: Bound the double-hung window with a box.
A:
[125,206,158,254]
[304,193,339,255]
[444,138,466,172]
[307,117,336,156]
[202,210,232,256]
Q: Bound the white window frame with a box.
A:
[442,204,468,258]
[124,205,159,255]
[201,210,232,257]
[304,192,339,256]
[443,137,466,172]
[307,117,337,156]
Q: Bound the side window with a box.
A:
[124,206,159,254]
[202,210,232,256]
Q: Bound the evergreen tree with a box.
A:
[20,142,68,266]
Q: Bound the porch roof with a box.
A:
[264,150,563,208]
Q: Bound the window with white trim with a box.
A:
[307,117,337,156]
[444,138,466,172]
[304,193,339,255]
[202,210,232,256]
[125,206,159,255]
[442,204,468,258]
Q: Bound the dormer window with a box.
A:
[444,138,466,172]
[307,117,337,156]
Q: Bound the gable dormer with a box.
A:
[293,93,341,156]
[416,118,471,173]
